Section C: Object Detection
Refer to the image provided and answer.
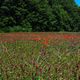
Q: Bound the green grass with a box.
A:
[0,40,80,80]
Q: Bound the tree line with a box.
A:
[0,0,80,32]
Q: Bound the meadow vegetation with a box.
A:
[0,33,80,80]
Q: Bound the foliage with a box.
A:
[0,0,80,32]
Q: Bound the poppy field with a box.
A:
[0,32,80,80]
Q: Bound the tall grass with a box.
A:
[0,40,80,80]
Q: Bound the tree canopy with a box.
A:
[0,0,80,32]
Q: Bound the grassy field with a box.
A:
[0,33,80,80]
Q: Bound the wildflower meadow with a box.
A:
[0,32,80,80]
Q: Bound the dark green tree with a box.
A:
[0,0,80,32]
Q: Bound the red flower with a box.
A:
[63,35,74,40]
[33,37,41,42]
[42,38,49,46]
